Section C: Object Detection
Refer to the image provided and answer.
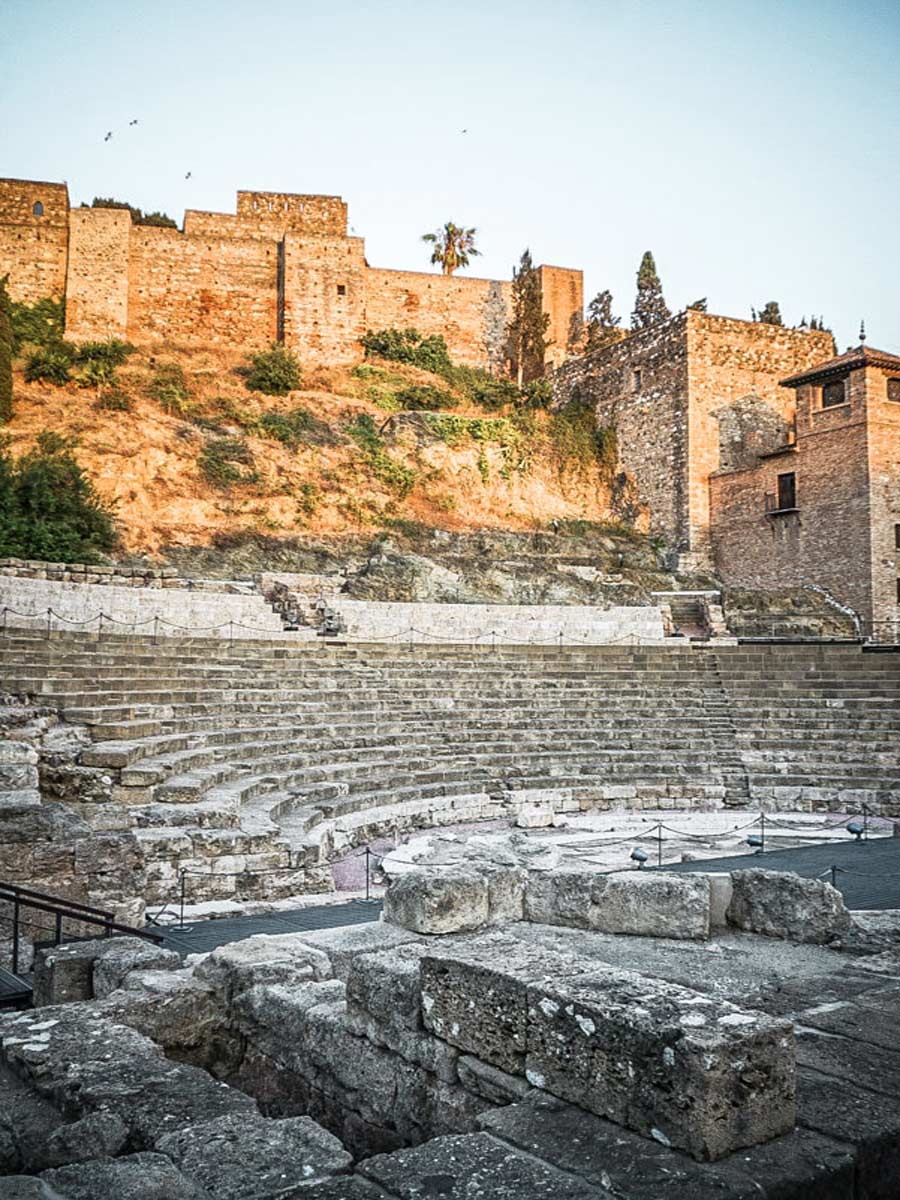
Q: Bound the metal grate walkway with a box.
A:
[150,898,383,958]
[665,835,900,909]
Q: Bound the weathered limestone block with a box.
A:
[526,965,795,1161]
[231,980,346,1063]
[456,1055,531,1106]
[358,1131,603,1199]
[727,869,852,943]
[194,932,333,1003]
[383,867,489,935]
[156,1110,352,1198]
[91,936,181,999]
[419,939,587,1074]
[32,942,101,1007]
[343,1006,459,1084]
[40,1153,209,1199]
[516,802,554,829]
[297,921,422,981]
[525,869,710,939]
[0,741,39,799]
[346,945,427,1031]
[483,865,527,925]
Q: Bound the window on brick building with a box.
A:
[895,523,900,550]
[887,378,900,403]
[32,201,43,217]
[776,472,797,511]
[632,368,642,392]
[821,379,846,408]
[336,284,346,297]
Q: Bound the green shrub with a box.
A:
[24,345,74,385]
[420,413,533,481]
[198,438,257,488]
[296,482,320,518]
[95,388,132,412]
[258,407,336,448]
[73,339,134,367]
[444,363,519,409]
[75,359,118,389]
[89,198,177,228]
[393,383,456,411]
[361,328,453,375]
[345,413,417,498]
[523,378,553,407]
[244,344,301,395]
[548,399,617,478]
[148,362,189,414]
[9,295,65,353]
[0,278,12,423]
[0,432,117,561]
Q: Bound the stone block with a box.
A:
[358,1131,605,1199]
[297,921,421,982]
[32,942,102,1006]
[525,964,795,1161]
[727,869,852,943]
[483,865,526,925]
[525,869,710,939]
[194,932,333,1002]
[383,868,489,935]
[91,936,181,999]
[708,872,733,928]
[157,1110,352,1198]
[516,803,554,828]
[40,1152,209,1199]
[456,1054,531,1105]
[346,945,426,1031]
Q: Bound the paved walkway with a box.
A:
[666,835,900,909]
[150,897,383,958]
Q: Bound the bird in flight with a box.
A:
[129,119,139,126]
[461,129,468,134]
[104,131,112,142]
[185,171,192,180]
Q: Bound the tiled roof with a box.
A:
[781,344,900,387]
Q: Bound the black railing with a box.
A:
[0,880,163,976]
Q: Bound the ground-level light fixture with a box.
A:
[847,820,865,841]
[746,833,764,853]
[631,847,649,868]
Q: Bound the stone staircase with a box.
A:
[1,632,898,904]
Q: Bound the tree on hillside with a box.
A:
[507,249,550,387]
[631,251,671,330]
[0,276,13,424]
[87,198,177,229]
[421,222,481,275]
[752,301,783,326]
[0,432,117,562]
[585,289,621,351]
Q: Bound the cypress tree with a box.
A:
[754,301,783,326]
[508,250,550,386]
[0,276,13,424]
[585,289,621,350]
[631,252,671,330]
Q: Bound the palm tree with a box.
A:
[421,222,481,275]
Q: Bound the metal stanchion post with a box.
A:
[760,810,766,852]
[491,630,496,652]
[98,613,104,642]
[657,824,663,867]
[831,864,838,890]
[153,615,159,644]
[365,847,370,902]
[171,871,193,933]
[46,608,52,639]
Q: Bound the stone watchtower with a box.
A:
[709,340,900,636]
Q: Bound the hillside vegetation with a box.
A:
[3,307,645,560]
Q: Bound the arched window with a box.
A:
[32,201,44,217]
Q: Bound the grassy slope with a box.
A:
[5,343,640,558]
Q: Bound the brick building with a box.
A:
[709,343,900,637]
[553,310,835,567]
[0,177,582,371]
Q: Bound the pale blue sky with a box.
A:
[3,0,899,351]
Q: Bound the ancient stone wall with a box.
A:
[125,224,279,348]
[865,367,900,636]
[710,362,900,631]
[554,313,692,551]
[554,313,835,563]
[0,178,69,303]
[0,177,580,372]
[365,269,515,369]
[64,208,131,340]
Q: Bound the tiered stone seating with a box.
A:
[1,632,897,904]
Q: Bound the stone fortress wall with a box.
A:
[0,177,582,371]
[554,312,835,566]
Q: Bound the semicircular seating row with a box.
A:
[1,631,898,904]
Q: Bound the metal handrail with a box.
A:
[0,879,162,977]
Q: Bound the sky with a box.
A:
[3,0,899,351]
